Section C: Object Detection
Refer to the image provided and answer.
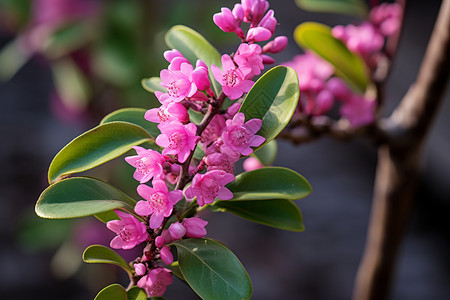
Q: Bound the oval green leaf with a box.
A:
[294,22,369,92]
[83,244,132,274]
[295,0,368,18]
[252,140,278,166]
[165,25,222,95]
[36,177,136,219]
[100,108,160,138]
[172,238,252,300]
[141,77,166,93]
[227,167,312,201]
[127,287,148,300]
[94,284,127,300]
[48,121,153,183]
[239,66,299,151]
[211,199,304,232]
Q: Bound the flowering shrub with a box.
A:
[35,0,312,299]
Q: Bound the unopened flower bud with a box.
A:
[169,222,186,240]
[182,217,208,238]
[262,36,288,54]
[134,263,147,276]
[160,246,174,265]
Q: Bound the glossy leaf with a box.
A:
[294,22,369,92]
[167,261,185,281]
[141,77,166,93]
[172,238,252,300]
[48,121,153,183]
[95,210,120,223]
[100,108,160,138]
[83,245,132,274]
[36,177,136,219]
[295,0,368,17]
[211,199,304,231]
[239,66,299,151]
[227,167,312,201]
[127,287,148,300]
[165,25,222,95]
[94,284,127,300]
[252,140,278,166]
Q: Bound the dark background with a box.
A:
[1,0,449,299]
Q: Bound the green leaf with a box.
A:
[227,167,312,201]
[211,199,304,232]
[95,284,128,300]
[36,177,136,219]
[252,140,278,166]
[48,121,153,183]
[172,238,252,300]
[95,210,120,223]
[127,287,148,300]
[295,0,368,17]
[239,66,299,151]
[167,261,185,281]
[141,77,166,93]
[100,108,160,138]
[83,245,132,274]
[294,22,369,92]
[165,25,222,95]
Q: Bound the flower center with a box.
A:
[119,225,135,242]
[231,127,251,145]
[149,192,166,211]
[168,133,183,149]
[223,69,238,87]
[167,82,180,97]
[157,109,169,122]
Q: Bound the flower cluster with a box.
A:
[283,3,401,128]
[102,1,286,297]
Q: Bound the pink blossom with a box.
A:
[213,7,244,39]
[211,54,254,100]
[234,43,264,78]
[125,146,166,183]
[135,181,183,229]
[246,27,272,42]
[155,63,197,104]
[370,3,402,36]
[145,102,189,124]
[258,9,276,34]
[222,112,265,156]
[326,77,353,101]
[201,114,226,146]
[205,142,240,173]
[263,36,288,54]
[169,222,186,240]
[225,103,241,119]
[241,0,269,26]
[184,170,235,206]
[106,210,148,250]
[332,23,384,56]
[137,268,173,297]
[339,95,376,127]
[243,156,264,171]
[232,4,245,25]
[160,246,173,265]
[262,54,275,65]
[192,60,211,91]
[134,263,147,276]
[182,217,208,238]
[312,90,334,115]
[155,230,172,248]
[156,121,199,163]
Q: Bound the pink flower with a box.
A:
[326,77,353,101]
[182,217,208,238]
[125,146,166,183]
[192,60,212,91]
[145,102,189,124]
[234,43,264,78]
[258,9,277,34]
[243,156,264,171]
[155,63,197,104]
[370,3,402,36]
[213,7,245,39]
[201,114,226,146]
[332,23,384,56]
[163,49,190,71]
[212,54,254,100]
[106,210,148,250]
[137,268,173,297]
[241,0,269,26]
[160,246,173,265]
[168,222,186,240]
[184,170,235,206]
[134,263,147,276]
[262,36,288,54]
[222,112,265,156]
[135,181,183,229]
[339,95,376,127]
[246,27,272,42]
[205,142,240,173]
[156,121,199,163]
[225,103,241,119]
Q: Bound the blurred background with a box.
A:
[0,0,449,299]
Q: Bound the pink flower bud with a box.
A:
[258,10,276,34]
[225,103,241,119]
[313,90,334,115]
[262,54,275,64]
[160,246,174,265]
[164,49,184,63]
[182,217,208,238]
[169,222,186,240]
[134,263,147,276]
[192,64,211,90]
[232,3,244,25]
[262,36,288,54]
[242,0,269,26]
[246,27,272,42]
[326,77,352,101]
[213,7,239,33]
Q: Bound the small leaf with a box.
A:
[167,261,185,281]
[100,108,160,138]
[295,0,368,18]
[83,245,132,274]
[36,177,136,219]
[127,287,148,300]
[227,167,312,201]
[211,199,304,232]
[165,25,222,96]
[94,284,127,300]
[48,121,153,183]
[294,22,369,92]
[252,140,278,166]
[172,238,252,300]
[239,66,299,151]
[141,77,167,93]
